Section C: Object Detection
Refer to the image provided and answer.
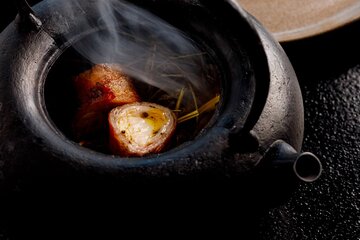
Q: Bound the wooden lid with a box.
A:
[238,0,360,42]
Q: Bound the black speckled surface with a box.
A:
[1,2,360,239]
[258,20,360,240]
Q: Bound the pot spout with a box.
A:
[260,140,322,182]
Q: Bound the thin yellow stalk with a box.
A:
[177,110,199,123]
[188,83,199,122]
[170,52,206,59]
[177,95,220,124]
[175,87,185,112]
[198,95,220,114]
[161,74,184,78]
[188,84,198,112]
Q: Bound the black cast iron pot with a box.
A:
[0,0,322,194]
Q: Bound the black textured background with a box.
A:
[1,2,360,239]
[258,20,360,239]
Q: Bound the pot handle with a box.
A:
[16,0,42,30]
[259,140,322,182]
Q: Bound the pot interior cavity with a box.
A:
[44,23,223,155]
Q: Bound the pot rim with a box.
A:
[8,0,271,176]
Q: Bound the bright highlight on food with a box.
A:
[108,102,176,156]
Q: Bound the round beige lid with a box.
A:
[237,0,360,42]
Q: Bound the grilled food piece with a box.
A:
[108,102,177,157]
[73,64,140,139]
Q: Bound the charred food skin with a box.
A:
[73,64,140,139]
[108,102,177,157]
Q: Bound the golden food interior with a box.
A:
[108,102,177,156]
[45,31,222,157]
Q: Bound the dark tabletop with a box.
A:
[1,2,359,239]
[258,19,360,240]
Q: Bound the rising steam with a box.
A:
[53,0,216,109]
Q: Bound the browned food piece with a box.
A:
[73,64,140,139]
[108,102,177,157]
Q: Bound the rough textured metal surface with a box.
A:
[0,1,359,239]
[257,19,360,240]
[0,0,305,190]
